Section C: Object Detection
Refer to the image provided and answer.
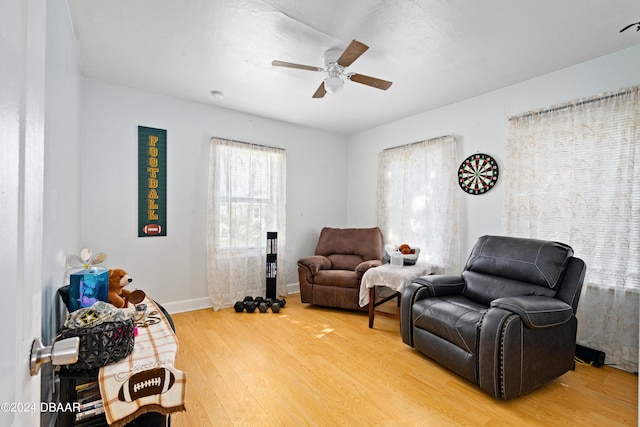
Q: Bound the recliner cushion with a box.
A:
[314,227,382,262]
[327,254,364,271]
[412,295,487,354]
[314,270,359,288]
[465,235,573,289]
[462,270,556,307]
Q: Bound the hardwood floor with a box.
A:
[169,297,637,426]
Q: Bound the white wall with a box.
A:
[41,1,83,422]
[43,0,83,338]
[346,45,640,262]
[81,80,348,309]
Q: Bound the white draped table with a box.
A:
[359,263,434,328]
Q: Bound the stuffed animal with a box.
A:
[398,244,416,255]
[108,268,134,308]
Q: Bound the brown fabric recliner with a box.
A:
[298,227,383,311]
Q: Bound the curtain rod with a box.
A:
[383,134,454,152]
[211,137,285,152]
[509,86,638,121]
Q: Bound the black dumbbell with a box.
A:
[245,301,257,313]
[233,301,245,312]
[240,296,259,313]
[245,302,257,313]
[271,302,281,313]
[260,297,278,313]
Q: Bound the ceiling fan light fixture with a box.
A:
[271,40,392,98]
[324,75,344,94]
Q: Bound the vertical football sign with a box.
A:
[138,126,167,237]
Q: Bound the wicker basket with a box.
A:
[57,319,135,372]
[384,244,421,265]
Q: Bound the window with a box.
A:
[207,138,286,310]
[377,135,460,273]
[503,87,639,372]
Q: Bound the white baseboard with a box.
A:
[287,282,300,295]
[160,284,300,314]
[161,297,213,314]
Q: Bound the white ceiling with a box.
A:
[67,0,640,135]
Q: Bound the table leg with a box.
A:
[368,288,402,329]
[368,287,375,328]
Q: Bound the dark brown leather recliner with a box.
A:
[401,235,586,400]
[298,227,383,311]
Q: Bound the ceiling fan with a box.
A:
[272,39,393,98]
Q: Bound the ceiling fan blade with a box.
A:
[619,21,640,32]
[336,40,369,67]
[348,73,393,90]
[312,82,327,98]
[272,60,323,72]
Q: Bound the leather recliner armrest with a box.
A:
[355,259,382,280]
[412,275,466,297]
[297,256,331,275]
[400,275,465,346]
[490,296,573,329]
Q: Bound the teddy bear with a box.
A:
[108,268,134,308]
[398,243,416,254]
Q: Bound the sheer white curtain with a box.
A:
[207,138,287,311]
[503,87,639,372]
[377,136,460,273]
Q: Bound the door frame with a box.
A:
[0,0,46,425]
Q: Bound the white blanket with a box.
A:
[98,298,186,426]
[359,263,434,307]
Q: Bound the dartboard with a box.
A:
[458,153,499,195]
